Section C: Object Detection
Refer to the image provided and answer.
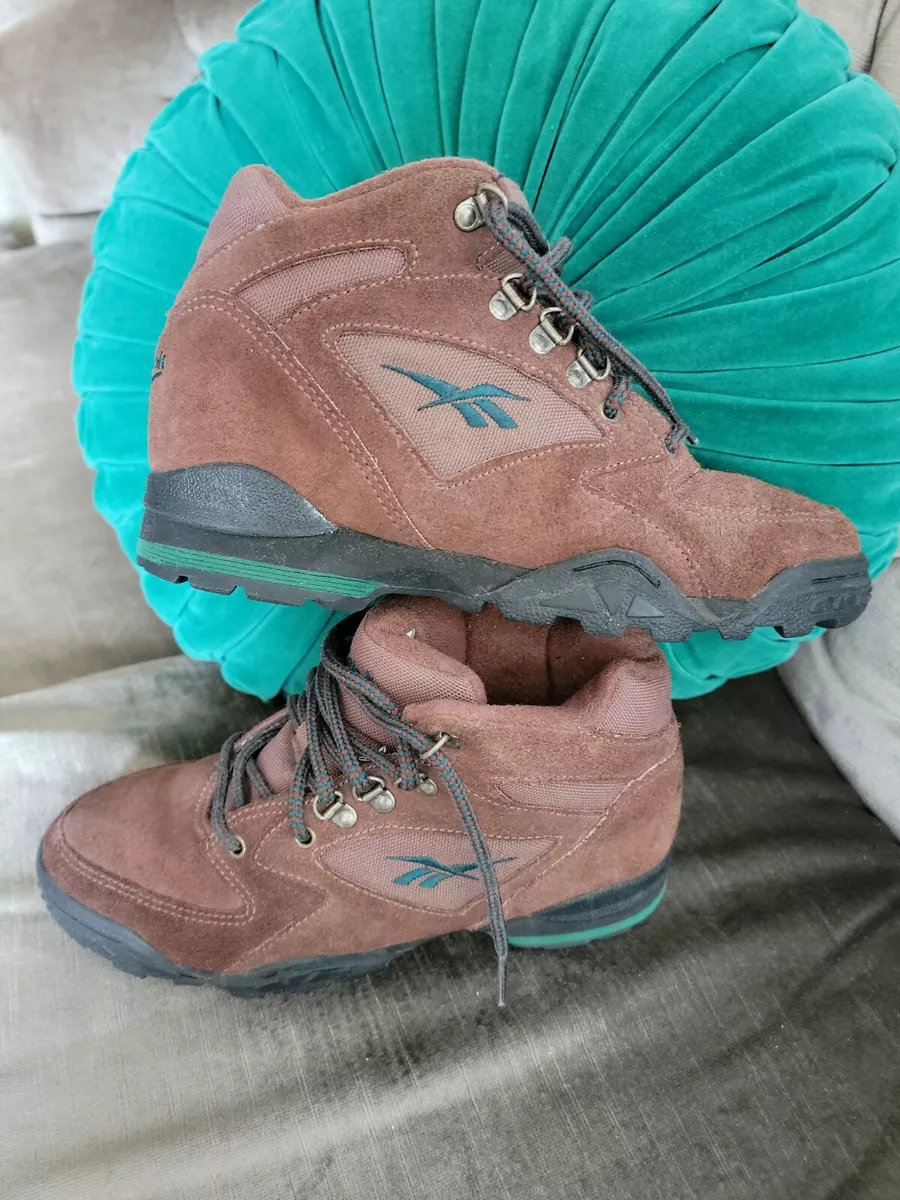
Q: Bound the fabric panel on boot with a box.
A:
[595,667,673,737]
[500,779,627,813]
[336,333,601,477]
[239,248,407,324]
[195,165,290,265]
[320,829,553,913]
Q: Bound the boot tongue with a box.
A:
[256,599,486,792]
[343,598,486,740]
[253,715,302,794]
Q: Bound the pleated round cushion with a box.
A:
[74,0,900,700]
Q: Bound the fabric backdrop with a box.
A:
[73,0,900,700]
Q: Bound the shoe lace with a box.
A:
[479,189,696,453]
[209,631,510,1005]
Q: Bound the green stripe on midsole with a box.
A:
[506,886,666,948]
[137,538,379,599]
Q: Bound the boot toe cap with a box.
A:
[41,757,246,922]
[679,469,863,597]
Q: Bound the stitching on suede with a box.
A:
[52,821,256,926]
[578,479,706,593]
[175,296,423,543]
[502,749,679,907]
[276,271,493,332]
[197,160,480,270]
[225,901,328,974]
[231,239,418,291]
[272,276,411,330]
[677,504,845,521]
[203,295,428,545]
[189,765,261,914]
[493,782,625,814]
[191,764,217,840]
[197,208,303,272]
[228,801,285,826]
[581,450,669,474]
[476,244,515,272]
[437,442,602,490]
[324,327,605,491]
[283,161,484,215]
[250,815,323,886]
[202,832,258,922]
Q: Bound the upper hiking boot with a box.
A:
[138,157,870,642]
[38,598,681,1001]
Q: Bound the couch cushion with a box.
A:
[0,0,197,233]
[871,2,900,99]
[781,559,900,836]
[3,656,900,1198]
[175,0,249,57]
[0,241,175,696]
[802,0,900,98]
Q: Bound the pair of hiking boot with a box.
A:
[39,159,870,1002]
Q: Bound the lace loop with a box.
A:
[480,195,696,450]
[209,629,510,1004]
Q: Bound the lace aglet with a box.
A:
[496,952,508,1008]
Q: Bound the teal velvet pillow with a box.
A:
[74,0,900,700]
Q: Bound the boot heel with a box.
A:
[505,857,668,949]
[138,465,383,610]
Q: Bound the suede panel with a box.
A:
[148,295,424,545]
[148,156,859,598]
[55,757,245,913]
[179,160,502,301]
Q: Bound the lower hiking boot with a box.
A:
[38,598,681,1000]
[138,157,870,642]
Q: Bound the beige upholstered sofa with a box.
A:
[1,5,898,1198]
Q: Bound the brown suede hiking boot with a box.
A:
[38,599,681,1000]
[138,157,870,641]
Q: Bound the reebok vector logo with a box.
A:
[389,854,515,889]
[382,363,530,429]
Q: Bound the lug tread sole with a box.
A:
[137,527,872,644]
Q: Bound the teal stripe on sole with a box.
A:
[507,886,666,949]
[137,538,379,599]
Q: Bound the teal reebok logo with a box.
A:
[389,855,515,890]
[151,352,166,382]
[382,363,530,429]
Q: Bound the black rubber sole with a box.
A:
[137,465,872,642]
[37,851,669,997]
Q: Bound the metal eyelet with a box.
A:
[227,836,246,858]
[602,401,621,422]
[419,732,462,762]
[313,792,343,821]
[312,790,358,828]
[489,272,537,321]
[295,829,315,849]
[454,181,508,231]
[419,733,450,762]
[454,197,482,231]
[529,307,575,356]
[353,775,396,814]
[566,350,611,390]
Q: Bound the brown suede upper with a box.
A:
[147,157,859,600]
[41,600,682,975]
